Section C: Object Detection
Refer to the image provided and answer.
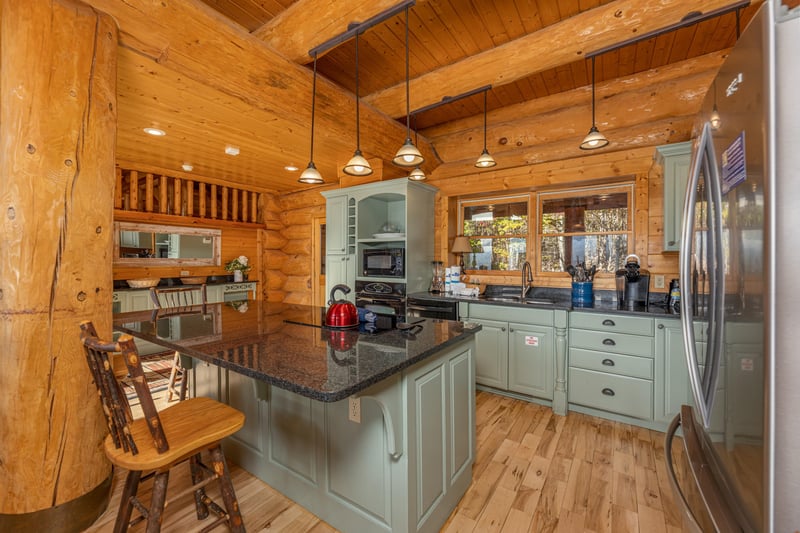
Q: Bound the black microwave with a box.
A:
[363,248,404,277]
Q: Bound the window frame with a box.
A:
[458,194,532,274]
[535,183,635,279]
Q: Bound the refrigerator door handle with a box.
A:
[679,122,722,429]
[665,414,703,532]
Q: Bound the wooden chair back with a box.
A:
[80,321,168,455]
[149,284,207,309]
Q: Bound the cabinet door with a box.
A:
[472,318,508,389]
[655,320,691,424]
[325,254,355,302]
[656,142,692,251]
[128,290,154,311]
[325,195,348,255]
[508,323,554,400]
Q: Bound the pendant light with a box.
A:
[299,53,324,184]
[393,7,424,167]
[408,115,426,180]
[343,32,373,176]
[475,89,497,168]
[580,56,609,150]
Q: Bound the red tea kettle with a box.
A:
[325,284,358,328]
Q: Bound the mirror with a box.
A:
[114,222,221,266]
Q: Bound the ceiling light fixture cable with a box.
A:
[475,89,497,168]
[580,56,609,150]
[343,32,373,176]
[299,52,324,184]
[393,6,424,167]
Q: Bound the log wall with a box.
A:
[0,0,117,525]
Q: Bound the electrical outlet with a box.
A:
[180,270,190,276]
[654,275,665,289]
[348,396,361,423]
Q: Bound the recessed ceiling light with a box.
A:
[182,163,193,172]
[224,145,240,156]
[143,127,166,136]
[285,165,299,172]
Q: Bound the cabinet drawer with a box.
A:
[570,329,654,357]
[569,348,653,379]
[569,368,653,420]
[570,312,653,336]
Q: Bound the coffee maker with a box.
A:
[615,254,650,309]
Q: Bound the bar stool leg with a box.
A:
[146,470,170,533]
[114,470,142,533]
[209,445,245,532]
[189,453,210,520]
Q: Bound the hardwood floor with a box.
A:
[84,391,691,532]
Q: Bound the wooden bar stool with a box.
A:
[149,284,207,401]
[80,321,245,533]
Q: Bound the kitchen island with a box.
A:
[113,302,480,533]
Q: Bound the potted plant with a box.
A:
[225,255,251,282]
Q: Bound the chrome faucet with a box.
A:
[521,261,533,299]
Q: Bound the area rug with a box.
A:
[120,351,181,406]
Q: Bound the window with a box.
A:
[537,185,633,275]
[460,196,529,271]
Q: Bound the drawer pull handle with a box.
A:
[602,358,615,366]
[602,319,616,326]
[658,323,665,329]
[602,338,616,346]
[602,388,615,397]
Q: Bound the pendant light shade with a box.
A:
[394,7,424,168]
[580,56,609,150]
[343,33,373,177]
[408,166,426,181]
[475,90,496,168]
[299,53,324,184]
[709,82,722,130]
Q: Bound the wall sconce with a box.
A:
[580,56,609,150]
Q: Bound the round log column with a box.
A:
[0,0,118,529]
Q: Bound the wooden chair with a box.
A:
[149,285,207,401]
[80,321,245,533]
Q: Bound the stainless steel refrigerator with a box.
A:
[665,1,800,531]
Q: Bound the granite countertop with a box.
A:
[408,287,682,318]
[113,302,480,402]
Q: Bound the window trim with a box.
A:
[458,194,532,274]
[535,183,634,279]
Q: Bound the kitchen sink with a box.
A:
[524,298,555,306]
[483,296,521,303]
[481,296,555,306]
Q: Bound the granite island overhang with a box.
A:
[113,301,481,533]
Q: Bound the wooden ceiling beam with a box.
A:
[428,51,725,163]
[83,0,439,184]
[363,0,745,119]
[252,0,410,63]
[430,115,696,182]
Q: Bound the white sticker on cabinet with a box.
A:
[740,358,754,371]
[525,336,539,347]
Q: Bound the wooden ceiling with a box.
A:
[82,0,787,193]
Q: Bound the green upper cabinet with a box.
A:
[655,141,692,252]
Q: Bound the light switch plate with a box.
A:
[180,270,190,276]
[654,275,665,289]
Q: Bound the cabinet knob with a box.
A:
[602,319,616,326]
[601,388,616,397]
[602,358,615,366]
[509,328,513,332]
[501,327,506,332]
[602,338,616,346]
[668,240,676,246]
[658,323,665,329]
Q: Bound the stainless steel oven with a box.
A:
[355,281,405,317]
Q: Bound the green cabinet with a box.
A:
[654,318,691,424]
[655,141,692,252]
[466,304,555,402]
[325,194,349,255]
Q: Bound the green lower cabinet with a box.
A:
[568,367,653,420]
[472,318,508,390]
[508,323,554,399]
